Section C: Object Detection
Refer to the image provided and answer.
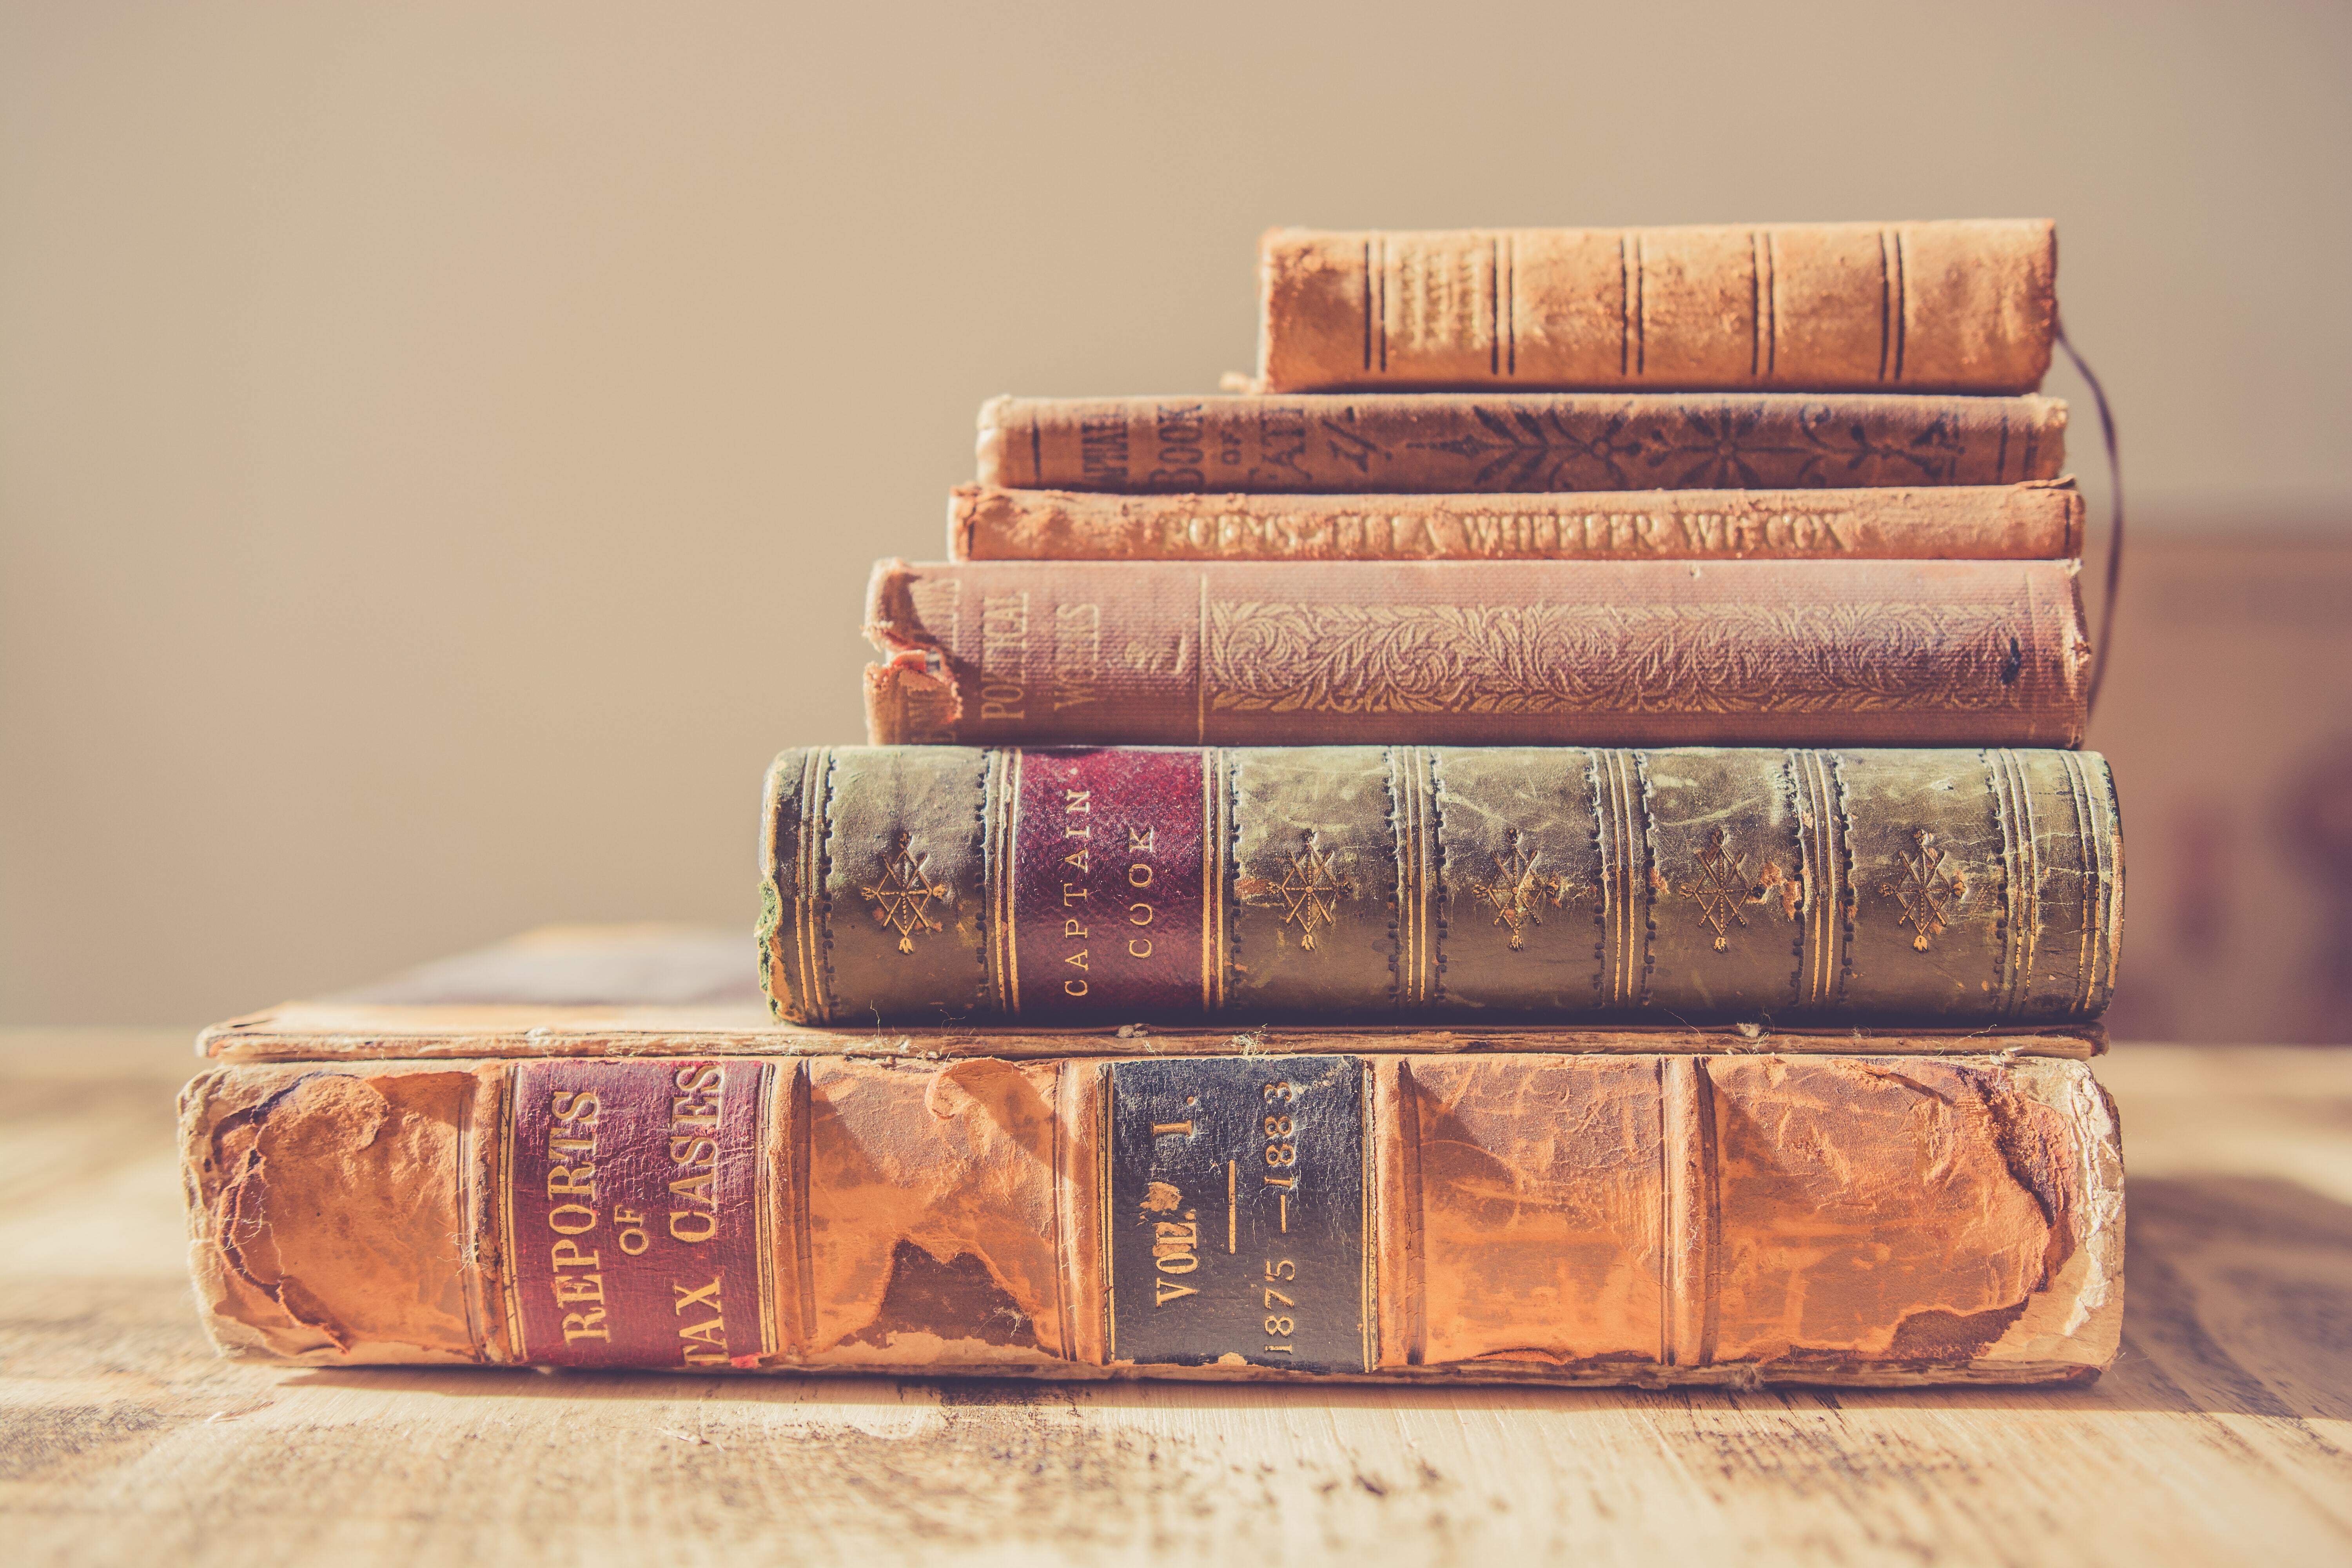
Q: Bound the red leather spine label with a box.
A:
[503,1058,775,1368]
[1009,747,1207,1018]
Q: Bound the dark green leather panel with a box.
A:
[1642,750,1808,1015]
[820,746,992,1022]
[1430,748,1604,1013]
[1227,748,1399,1016]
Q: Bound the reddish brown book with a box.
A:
[1256,221,2056,394]
[181,931,2120,1387]
[863,558,2090,748]
[948,481,2083,563]
[183,1050,2119,1387]
[976,393,2066,494]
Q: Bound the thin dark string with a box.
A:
[2056,317,2123,717]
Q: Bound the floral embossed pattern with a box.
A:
[1205,601,2032,717]
[1399,400,1979,491]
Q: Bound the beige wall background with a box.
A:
[5,0,2349,1026]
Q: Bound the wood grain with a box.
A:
[3,1031,2348,1566]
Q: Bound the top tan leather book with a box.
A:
[1258,221,2056,394]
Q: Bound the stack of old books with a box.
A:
[183,221,2123,1390]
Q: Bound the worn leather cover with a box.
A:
[1258,221,2056,393]
[949,481,2084,563]
[181,1049,2122,1386]
[977,393,2066,494]
[760,746,2122,1028]
[862,560,2091,748]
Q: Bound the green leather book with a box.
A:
[760,746,2120,1029]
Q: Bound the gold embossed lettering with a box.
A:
[674,1270,726,1364]
[560,1309,610,1344]
[550,1238,599,1270]
[677,1311,727,1365]
[978,592,1029,719]
[550,1091,601,1123]
[546,1164,595,1198]
[1053,602,1102,712]
[551,1272,604,1306]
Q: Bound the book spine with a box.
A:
[976,392,2067,493]
[1257,221,2057,394]
[861,559,2091,748]
[181,1051,2122,1385]
[759,746,2122,1029]
[949,481,2084,563]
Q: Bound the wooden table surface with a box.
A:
[3,1032,2347,1566]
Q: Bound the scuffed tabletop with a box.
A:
[2,1031,2346,1566]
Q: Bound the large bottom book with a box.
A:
[182,931,2123,1387]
